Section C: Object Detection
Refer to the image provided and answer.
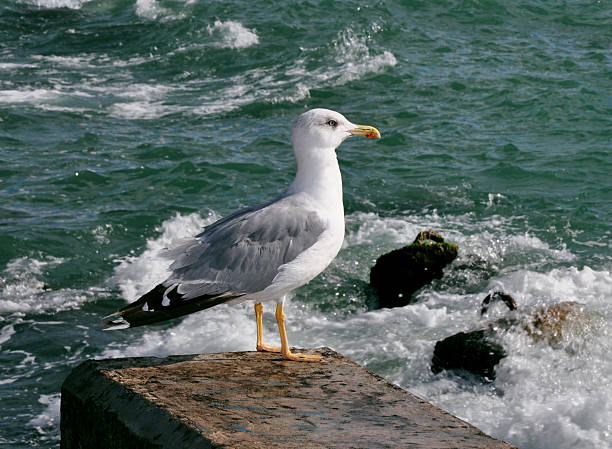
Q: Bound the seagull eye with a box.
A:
[326,119,337,127]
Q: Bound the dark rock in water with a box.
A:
[370,230,458,308]
[431,293,513,381]
[431,329,506,380]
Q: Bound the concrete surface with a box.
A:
[61,348,516,448]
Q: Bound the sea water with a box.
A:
[0,1,610,447]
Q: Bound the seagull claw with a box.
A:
[256,344,281,353]
[281,350,322,362]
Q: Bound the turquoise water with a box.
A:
[1,0,611,447]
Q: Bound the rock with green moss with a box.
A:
[370,230,458,308]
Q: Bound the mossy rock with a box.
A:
[370,231,458,308]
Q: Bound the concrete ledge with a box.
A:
[61,348,516,448]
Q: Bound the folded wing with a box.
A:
[105,195,326,328]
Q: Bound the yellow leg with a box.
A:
[254,303,280,353]
[275,303,322,362]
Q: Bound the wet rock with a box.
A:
[525,301,591,347]
[431,329,506,380]
[431,293,518,380]
[370,230,458,308]
[60,348,516,448]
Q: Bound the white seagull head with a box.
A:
[291,108,380,157]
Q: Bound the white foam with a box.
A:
[0,62,37,70]
[107,83,187,119]
[207,20,259,49]
[194,81,259,116]
[40,104,91,113]
[332,29,397,84]
[19,0,89,9]
[111,56,149,67]
[134,0,189,21]
[114,83,172,100]
[300,27,397,89]
[0,323,16,346]
[344,212,424,248]
[0,256,94,314]
[34,54,96,68]
[135,0,167,20]
[0,89,61,104]
[101,303,255,358]
[1,256,52,294]
[110,101,179,119]
[486,266,611,311]
[344,211,575,267]
[186,68,272,116]
[27,394,60,441]
[485,193,506,207]
[0,84,95,110]
[92,224,113,245]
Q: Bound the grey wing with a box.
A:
[164,196,326,299]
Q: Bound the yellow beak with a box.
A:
[349,125,381,139]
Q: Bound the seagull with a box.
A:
[104,108,380,362]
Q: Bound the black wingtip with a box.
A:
[102,283,245,329]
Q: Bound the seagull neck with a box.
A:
[288,146,343,210]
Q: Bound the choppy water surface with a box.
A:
[1,1,611,447]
